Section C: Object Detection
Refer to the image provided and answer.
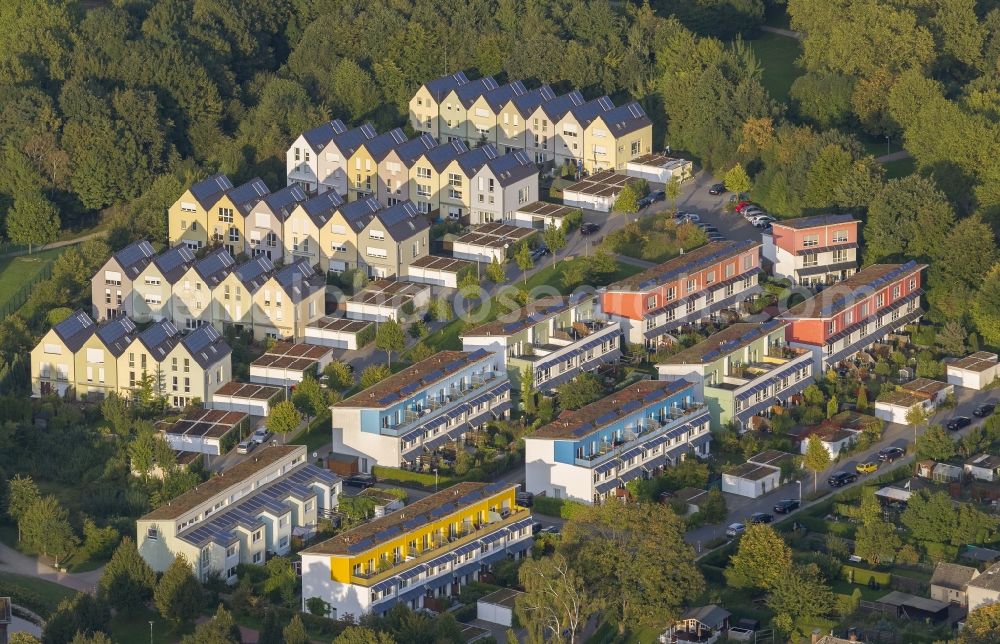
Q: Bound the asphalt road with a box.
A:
[686,384,1000,553]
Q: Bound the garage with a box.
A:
[720,462,780,498]
[344,279,431,322]
[249,342,333,386]
[208,381,284,417]
[512,201,579,230]
[405,255,472,288]
[477,588,523,627]
[947,352,1000,390]
[450,223,536,264]
[158,408,249,455]
[304,316,374,350]
[625,153,693,183]
[561,170,631,213]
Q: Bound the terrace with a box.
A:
[395,370,502,429]
[708,347,811,391]
[508,319,617,360]
[572,401,707,467]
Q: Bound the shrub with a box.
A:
[532,496,587,520]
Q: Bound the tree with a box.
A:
[154,554,203,624]
[542,223,566,269]
[514,242,534,285]
[292,374,327,421]
[324,360,354,391]
[128,425,157,477]
[258,609,283,644]
[803,435,831,492]
[43,593,111,644]
[6,474,40,541]
[915,424,955,461]
[591,247,618,275]
[959,602,1000,644]
[614,183,640,214]
[973,265,1000,347]
[766,563,835,637]
[802,384,825,406]
[267,400,301,444]
[6,189,60,253]
[22,495,78,568]
[856,386,869,412]
[516,553,597,644]
[182,604,242,644]
[854,489,900,565]
[725,524,792,590]
[556,373,604,410]
[906,404,930,441]
[11,634,41,644]
[724,163,751,196]
[826,394,839,419]
[486,255,507,283]
[937,320,968,356]
[375,319,405,368]
[665,176,681,214]
[561,502,703,633]
[283,614,309,644]
[901,490,958,543]
[334,627,395,644]
[953,504,998,546]
[360,364,391,389]
[99,536,156,616]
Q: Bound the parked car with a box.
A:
[639,190,665,208]
[516,491,534,507]
[973,403,996,417]
[725,522,746,538]
[530,245,551,260]
[856,461,879,474]
[947,416,972,431]
[828,471,858,487]
[696,223,719,233]
[749,512,773,525]
[877,447,905,462]
[707,232,726,241]
[251,427,273,444]
[709,183,726,195]
[236,439,256,455]
[343,473,376,489]
[749,215,775,225]
[677,212,701,223]
[742,208,766,219]
[734,201,753,213]
[773,499,799,514]
[579,222,600,235]
[539,525,561,536]
[531,521,543,536]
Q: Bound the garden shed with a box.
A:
[874,591,950,623]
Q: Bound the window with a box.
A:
[219,207,233,223]
[294,147,300,162]
[631,141,640,155]
[229,228,239,242]
[146,527,158,541]
[416,184,431,197]
[518,187,529,204]
[417,167,431,179]
[369,229,385,240]
[832,249,850,263]
[646,295,656,310]
[802,234,819,247]
[908,278,916,290]
[665,287,676,301]
[828,320,837,334]
[706,270,715,285]
[687,278,696,293]
[367,247,388,259]
[876,293,885,307]
[832,229,849,243]
[802,253,818,267]
[252,530,262,543]
[743,254,753,270]
[725,264,734,278]
[252,552,262,564]
[892,285,901,298]
[686,300,696,315]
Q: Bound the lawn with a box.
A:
[291,412,333,453]
[748,32,803,105]
[0,571,77,617]
[0,247,64,312]
[882,157,916,180]
[110,607,194,644]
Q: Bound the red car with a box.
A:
[734,201,753,213]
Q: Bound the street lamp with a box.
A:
[885,135,890,156]
[796,479,802,503]
[433,467,439,492]
[149,620,154,644]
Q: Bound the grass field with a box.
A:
[748,32,803,105]
[0,248,64,311]
[0,570,77,617]
[110,607,195,644]
[882,157,916,179]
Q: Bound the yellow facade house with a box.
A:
[161,325,232,409]
[413,139,468,216]
[495,85,556,155]
[583,101,653,173]
[318,197,383,274]
[251,259,326,341]
[116,320,183,400]
[409,72,469,138]
[466,81,527,149]
[346,129,407,202]
[206,178,270,258]
[172,248,236,332]
[132,246,197,323]
[31,310,97,398]
[214,255,274,332]
[523,90,584,166]
[437,77,498,144]
[168,174,234,250]
[73,316,137,401]
[438,145,497,222]
[553,96,615,171]
[283,190,345,270]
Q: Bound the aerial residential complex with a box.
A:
[524,380,710,504]
[331,350,510,472]
[602,240,764,347]
[656,321,814,432]
[460,295,622,390]
[780,261,926,370]
[762,214,860,286]
[409,72,653,172]
[300,482,532,619]
[137,445,340,583]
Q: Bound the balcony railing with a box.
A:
[349,507,528,585]
[392,372,497,430]
[573,403,706,466]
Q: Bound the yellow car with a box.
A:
[856,461,879,474]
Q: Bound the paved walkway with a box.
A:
[0,229,107,259]
[0,541,103,594]
[875,150,911,164]
[760,25,802,40]
[615,254,656,269]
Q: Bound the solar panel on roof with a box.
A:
[643,389,664,402]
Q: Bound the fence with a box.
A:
[0,262,52,319]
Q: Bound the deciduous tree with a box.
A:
[181,604,242,644]
[803,435,830,492]
[360,364,391,389]
[854,489,900,565]
[282,614,309,644]
[6,189,59,253]
[516,553,596,644]
[724,163,751,196]
[324,360,354,391]
[6,474,39,541]
[556,373,604,411]
[514,243,534,285]
[542,223,566,269]
[375,319,405,368]
[22,495,77,568]
[766,563,835,637]
[959,602,1000,644]
[486,255,507,283]
[267,400,301,444]
[725,524,792,590]
[154,554,203,624]
[915,423,954,461]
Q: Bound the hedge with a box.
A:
[355,322,376,348]
[532,496,587,520]
[842,565,891,587]
[373,466,459,488]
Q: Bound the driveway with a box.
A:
[687,384,1000,553]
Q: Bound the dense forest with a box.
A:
[3,0,1000,357]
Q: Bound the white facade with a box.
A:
[720,464,781,498]
[624,157,692,183]
[451,240,509,264]
[799,430,859,459]
[947,353,1000,390]
[469,160,538,226]
[304,318,372,350]
[561,188,616,213]
[874,398,930,425]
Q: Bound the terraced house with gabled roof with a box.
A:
[251,259,326,341]
[169,173,234,249]
[497,85,557,154]
[378,133,437,207]
[469,150,538,225]
[172,248,237,331]
[283,189,346,270]
[209,177,271,258]
[31,310,95,398]
[164,324,232,408]
[466,80,527,148]
[554,96,615,171]
[438,76,500,145]
[285,119,348,195]
[583,101,654,172]
[524,90,585,165]
[347,128,408,202]
[91,239,156,321]
[244,184,309,263]
[215,255,275,331]
[412,139,468,216]
[74,315,138,401]
[358,201,430,279]
[439,144,498,222]
[409,72,470,138]
[118,319,183,398]
[319,196,383,274]
[133,245,197,323]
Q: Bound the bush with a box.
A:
[532,496,587,520]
